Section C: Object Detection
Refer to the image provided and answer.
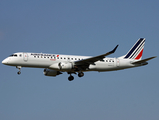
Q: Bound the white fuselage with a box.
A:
[2,52,140,72]
[2,38,155,81]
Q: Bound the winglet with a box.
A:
[109,45,119,54]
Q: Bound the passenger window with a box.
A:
[19,54,22,57]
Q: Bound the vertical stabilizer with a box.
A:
[124,38,145,60]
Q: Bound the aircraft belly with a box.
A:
[27,60,52,68]
[15,59,52,68]
[89,62,116,71]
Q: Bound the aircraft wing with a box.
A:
[75,45,118,65]
[132,56,157,64]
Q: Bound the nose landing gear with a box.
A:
[17,71,21,75]
[16,66,22,75]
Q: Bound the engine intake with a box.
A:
[49,62,74,71]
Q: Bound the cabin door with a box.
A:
[116,59,120,67]
[23,53,28,62]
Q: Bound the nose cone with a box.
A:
[2,58,8,65]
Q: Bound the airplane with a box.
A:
[2,38,156,81]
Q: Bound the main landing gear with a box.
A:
[68,72,84,81]
[78,72,84,77]
[68,75,74,81]
[16,66,21,75]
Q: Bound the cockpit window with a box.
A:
[10,54,17,57]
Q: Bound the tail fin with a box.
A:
[124,38,145,60]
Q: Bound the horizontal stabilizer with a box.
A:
[132,56,157,64]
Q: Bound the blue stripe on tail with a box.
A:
[129,39,145,59]
[124,38,144,59]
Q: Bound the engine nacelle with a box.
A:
[49,62,73,71]
[59,62,73,70]
[43,68,62,77]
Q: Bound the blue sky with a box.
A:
[0,0,159,120]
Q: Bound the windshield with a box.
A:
[10,54,18,57]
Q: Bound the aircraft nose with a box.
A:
[2,58,8,65]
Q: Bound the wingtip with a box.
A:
[116,44,119,48]
[110,45,119,53]
[113,45,119,52]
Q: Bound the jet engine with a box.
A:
[43,68,62,77]
[49,62,74,71]
[59,62,73,70]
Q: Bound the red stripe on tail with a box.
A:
[135,49,143,60]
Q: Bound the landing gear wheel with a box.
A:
[17,71,21,75]
[68,75,74,81]
[78,72,84,77]
[16,66,22,75]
